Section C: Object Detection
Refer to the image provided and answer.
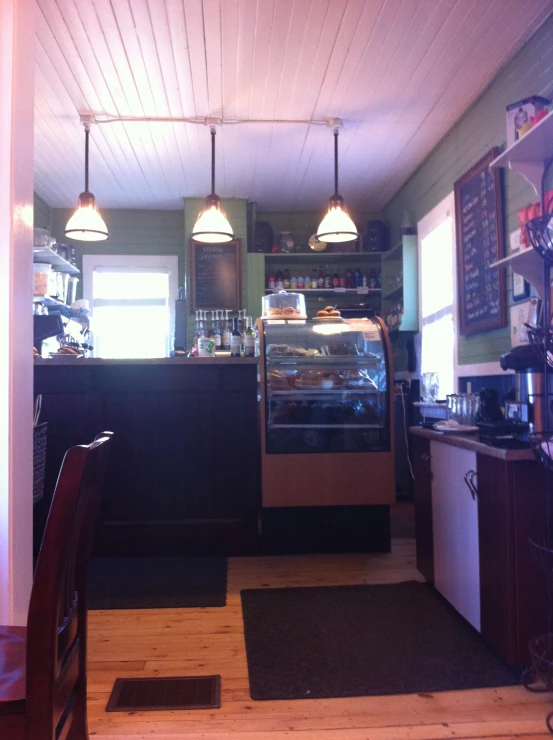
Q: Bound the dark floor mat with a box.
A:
[88,556,227,609]
[241,580,519,700]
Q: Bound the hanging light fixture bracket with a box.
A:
[323,117,343,130]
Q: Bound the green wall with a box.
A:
[34,193,51,231]
[383,14,553,366]
[49,207,185,299]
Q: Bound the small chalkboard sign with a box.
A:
[190,239,242,311]
[455,148,506,335]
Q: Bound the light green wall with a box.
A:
[383,14,553,366]
[34,193,51,231]
[50,208,185,299]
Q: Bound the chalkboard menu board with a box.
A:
[455,148,506,335]
[190,239,242,311]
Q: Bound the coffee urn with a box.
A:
[500,344,551,432]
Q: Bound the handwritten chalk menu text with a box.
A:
[190,239,242,311]
[455,148,506,335]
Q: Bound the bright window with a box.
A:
[83,255,179,359]
[418,195,456,398]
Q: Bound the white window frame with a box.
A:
[418,193,507,390]
[82,254,179,355]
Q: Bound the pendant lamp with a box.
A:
[316,127,359,243]
[191,127,233,243]
[64,119,109,241]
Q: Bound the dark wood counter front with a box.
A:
[34,359,260,556]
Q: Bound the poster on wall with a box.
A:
[454,148,506,335]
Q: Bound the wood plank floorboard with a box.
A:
[87,537,551,739]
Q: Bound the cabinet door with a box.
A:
[411,435,433,583]
[512,460,549,664]
[477,455,517,663]
[431,442,480,631]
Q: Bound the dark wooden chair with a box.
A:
[0,431,113,740]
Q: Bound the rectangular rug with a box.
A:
[240,580,519,700]
[88,556,227,609]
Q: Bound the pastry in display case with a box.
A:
[258,316,395,510]
[262,291,306,319]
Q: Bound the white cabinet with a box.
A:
[430,441,480,631]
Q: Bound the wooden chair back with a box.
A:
[24,431,112,740]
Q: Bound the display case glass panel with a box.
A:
[262,318,390,454]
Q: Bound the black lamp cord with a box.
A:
[334,128,339,196]
[211,126,216,195]
[84,123,90,193]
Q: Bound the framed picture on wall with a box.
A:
[512,271,530,301]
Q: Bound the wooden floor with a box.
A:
[87,536,552,740]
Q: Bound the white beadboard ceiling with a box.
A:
[35,0,553,212]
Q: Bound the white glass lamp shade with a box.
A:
[64,192,109,242]
[191,194,233,243]
[316,195,359,243]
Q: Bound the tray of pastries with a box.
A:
[314,306,345,321]
[264,307,307,319]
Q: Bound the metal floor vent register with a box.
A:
[106,676,221,711]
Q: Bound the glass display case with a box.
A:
[260,318,391,455]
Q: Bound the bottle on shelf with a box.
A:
[244,317,256,357]
[369,268,378,289]
[222,310,231,350]
[318,266,325,289]
[339,269,346,288]
[324,267,332,289]
[354,267,363,288]
[198,312,215,356]
[239,309,246,353]
[208,311,215,340]
[283,269,291,289]
[297,274,304,289]
[306,273,313,290]
[192,310,200,355]
[346,268,354,288]
[275,270,284,290]
[213,311,222,351]
[332,269,340,288]
[268,272,276,291]
[291,274,298,290]
[230,317,241,357]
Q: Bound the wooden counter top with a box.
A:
[409,425,535,461]
[34,356,258,366]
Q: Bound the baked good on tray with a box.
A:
[269,369,292,390]
[315,306,343,320]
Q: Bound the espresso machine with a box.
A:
[500,344,552,433]
[33,314,64,355]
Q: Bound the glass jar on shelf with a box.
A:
[279,231,295,253]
